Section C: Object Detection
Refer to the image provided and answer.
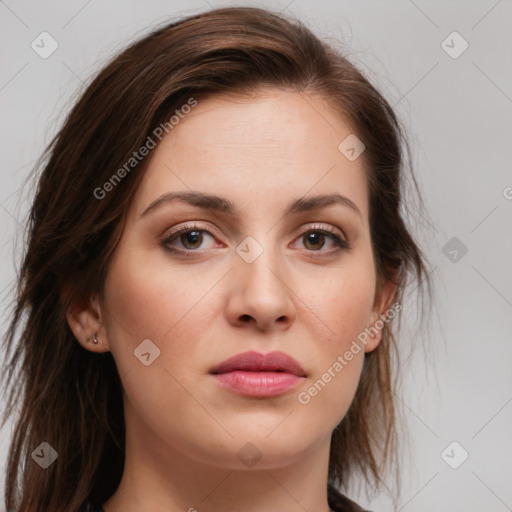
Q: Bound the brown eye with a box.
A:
[163,223,217,252]
[303,231,326,250]
[297,228,349,252]
[179,230,203,250]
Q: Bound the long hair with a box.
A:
[1,6,432,511]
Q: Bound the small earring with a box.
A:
[92,333,99,344]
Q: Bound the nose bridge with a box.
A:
[236,231,286,295]
[229,230,296,329]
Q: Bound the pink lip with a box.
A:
[209,350,306,398]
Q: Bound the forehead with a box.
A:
[130,90,369,221]
[165,90,352,155]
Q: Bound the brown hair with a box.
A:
[1,6,432,511]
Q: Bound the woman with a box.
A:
[1,6,431,512]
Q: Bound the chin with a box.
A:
[187,430,318,470]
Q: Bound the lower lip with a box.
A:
[211,371,303,397]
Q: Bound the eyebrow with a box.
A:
[140,190,362,219]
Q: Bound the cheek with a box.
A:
[101,248,224,453]
[297,255,375,424]
[308,251,376,347]
[295,304,369,436]
[103,246,217,347]
[297,353,364,435]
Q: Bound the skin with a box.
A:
[68,89,395,512]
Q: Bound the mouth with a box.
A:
[209,350,306,398]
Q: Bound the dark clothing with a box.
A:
[78,484,372,512]
[327,483,372,511]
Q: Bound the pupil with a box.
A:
[306,232,323,249]
[183,231,201,248]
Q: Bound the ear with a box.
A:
[62,282,109,353]
[364,275,398,353]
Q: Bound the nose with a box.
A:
[225,242,297,332]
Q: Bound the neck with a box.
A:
[102,406,333,512]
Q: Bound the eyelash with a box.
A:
[162,222,350,256]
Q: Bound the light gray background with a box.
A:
[1,1,511,511]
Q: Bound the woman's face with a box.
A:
[96,90,388,470]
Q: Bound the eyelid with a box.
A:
[163,221,347,244]
[163,221,352,255]
[163,221,219,240]
[295,223,346,240]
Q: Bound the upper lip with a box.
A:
[209,350,306,377]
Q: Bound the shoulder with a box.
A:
[328,483,374,512]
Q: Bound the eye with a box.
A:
[161,222,350,255]
[293,225,350,254]
[162,222,217,252]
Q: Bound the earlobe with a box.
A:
[65,291,108,352]
[364,276,398,353]
[362,319,383,353]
